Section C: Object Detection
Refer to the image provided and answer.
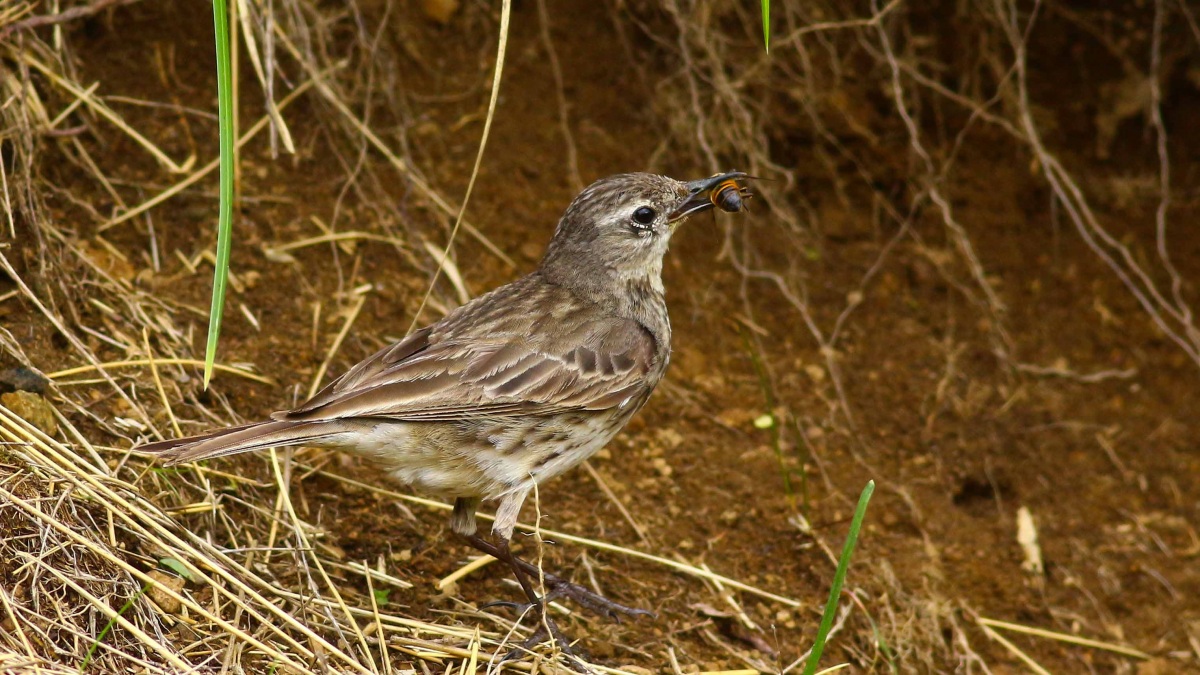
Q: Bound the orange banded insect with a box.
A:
[710,178,752,213]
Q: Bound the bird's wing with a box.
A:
[277,317,657,422]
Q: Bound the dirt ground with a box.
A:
[3,0,1200,672]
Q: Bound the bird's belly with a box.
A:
[319,413,627,501]
[491,411,628,488]
[316,421,492,497]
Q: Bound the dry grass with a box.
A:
[2,0,1198,672]
[0,1,807,672]
[0,1,583,671]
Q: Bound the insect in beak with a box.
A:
[709,178,753,213]
[668,171,754,221]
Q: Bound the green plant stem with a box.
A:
[204,0,235,389]
[761,0,770,51]
[803,480,875,675]
[79,585,147,671]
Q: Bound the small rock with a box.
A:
[147,569,186,614]
[654,427,684,450]
[1136,658,1178,675]
[588,640,615,659]
[0,366,49,394]
[519,240,543,261]
[78,240,136,282]
[651,457,673,477]
[2,391,57,435]
[422,0,459,24]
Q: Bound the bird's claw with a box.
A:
[538,575,655,621]
[483,580,645,672]
[478,599,530,613]
[459,530,651,669]
[500,616,593,673]
[485,563,654,621]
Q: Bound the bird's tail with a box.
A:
[137,419,340,465]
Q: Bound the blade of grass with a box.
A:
[787,413,812,518]
[78,583,148,672]
[860,605,899,673]
[761,0,770,51]
[802,480,875,675]
[204,0,236,389]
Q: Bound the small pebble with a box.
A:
[147,569,186,615]
[2,391,57,435]
[0,366,49,394]
[422,0,459,24]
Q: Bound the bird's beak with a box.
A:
[668,171,751,222]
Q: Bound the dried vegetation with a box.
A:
[2,0,1199,673]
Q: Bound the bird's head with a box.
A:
[539,171,749,288]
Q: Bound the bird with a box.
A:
[139,171,752,662]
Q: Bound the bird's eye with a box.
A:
[632,206,656,226]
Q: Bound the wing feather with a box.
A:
[278,316,658,423]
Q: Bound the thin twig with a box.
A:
[0,0,142,40]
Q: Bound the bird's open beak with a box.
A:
[668,171,751,222]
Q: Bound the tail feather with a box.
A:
[138,420,339,465]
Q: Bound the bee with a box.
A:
[711,178,752,213]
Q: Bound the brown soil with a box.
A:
[4,0,1200,672]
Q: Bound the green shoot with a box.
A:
[761,0,770,51]
[79,584,148,671]
[863,606,900,673]
[803,480,875,675]
[787,413,812,518]
[159,557,195,582]
[204,0,236,389]
[373,588,391,606]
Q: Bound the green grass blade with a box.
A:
[159,557,195,582]
[79,584,148,671]
[803,480,875,675]
[761,0,770,51]
[204,0,236,389]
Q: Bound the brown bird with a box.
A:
[139,171,752,661]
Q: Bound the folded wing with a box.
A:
[277,317,657,423]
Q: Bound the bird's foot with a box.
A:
[460,529,650,669]
[536,571,654,621]
[461,530,654,621]
[481,578,650,672]
[499,608,593,673]
[483,572,653,620]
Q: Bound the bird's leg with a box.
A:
[452,497,652,669]
[452,496,652,621]
[460,529,591,672]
